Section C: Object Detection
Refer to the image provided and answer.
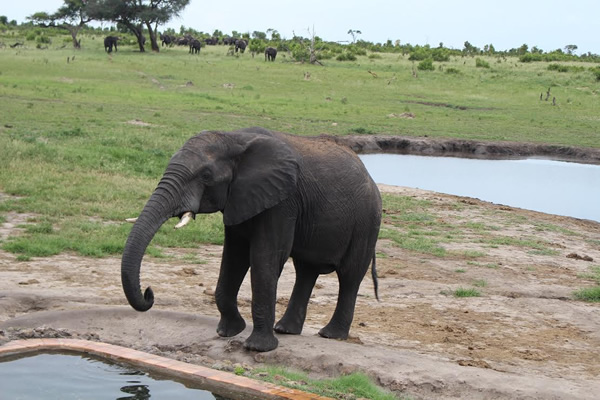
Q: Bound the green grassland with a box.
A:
[1,29,600,259]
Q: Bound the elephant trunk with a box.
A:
[121,169,192,311]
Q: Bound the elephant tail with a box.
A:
[371,253,379,301]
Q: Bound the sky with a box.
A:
[4,0,600,55]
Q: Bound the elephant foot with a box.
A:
[318,324,349,340]
[274,318,302,335]
[217,315,246,337]
[244,331,279,352]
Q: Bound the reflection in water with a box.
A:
[0,354,220,400]
[118,383,150,400]
[360,154,600,221]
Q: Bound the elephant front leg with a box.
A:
[244,262,280,352]
[215,228,249,338]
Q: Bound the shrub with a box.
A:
[475,58,490,68]
[432,48,450,62]
[417,58,434,71]
[409,48,429,61]
[446,67,461,74]
[36,35,52,44]
[336,52,357,62]
[592,67,600,81]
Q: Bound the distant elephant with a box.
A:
[235,39,247,53]
[104,36,120,53]
[265,47,277,61]
[160,33,174,47]
[121,127,382,352]
[189,39,201,54]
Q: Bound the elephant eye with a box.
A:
[199,167,213,182]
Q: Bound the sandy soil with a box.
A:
[1,184,599,399]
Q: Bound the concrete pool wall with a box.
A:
[0,338,332,400]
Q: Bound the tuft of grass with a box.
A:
[573,287,600,302]
[453,288,481,297]
[249,366,401,400]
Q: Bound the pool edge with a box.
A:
[0,339,332,400]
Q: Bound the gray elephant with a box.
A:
[121,127,382,352]
[265,47,277,61]
[104,36,120,53]
[189,39,201,54]
[235,39,247,53]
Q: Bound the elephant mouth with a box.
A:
[126,211,195,230]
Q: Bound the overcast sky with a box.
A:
[5,0,599,54]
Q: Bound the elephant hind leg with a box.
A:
[275,261,319,335]
[319,250,372,340]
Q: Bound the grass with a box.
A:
[574,266,600,302]
[453,288,482,297]
[248,366,402,400]
[573,287,600,302]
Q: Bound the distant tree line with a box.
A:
[2,0,599,64]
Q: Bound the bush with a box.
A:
[475,58,490,68]
[336,52,357,62]
[548,64,586,73]
[446,67,461,74]
[36,35,52,44]
[417,58,434,71]
[432,48,450,62]
[592,68,600,81]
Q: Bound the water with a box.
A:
[360,154,600,222]
[0,353,223,400]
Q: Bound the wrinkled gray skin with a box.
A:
[121,127,382,352]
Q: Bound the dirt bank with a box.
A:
[1,179,599,399]
[335,135,600,164]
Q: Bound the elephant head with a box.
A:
[121,128,299,312]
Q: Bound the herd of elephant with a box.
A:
[104,34,277,61]
[104,34,277,60]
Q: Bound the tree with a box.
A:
[28,0,93,49]
[266,28,280,41]
[252,30,266,40]
[87,0,190,52]
[564,44,578,55]
[347,29,361,43]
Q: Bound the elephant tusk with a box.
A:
[125,217,138,223]
[174,212,194,229]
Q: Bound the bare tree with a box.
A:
[347,29,361,43]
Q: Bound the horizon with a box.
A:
[4,1,600,55]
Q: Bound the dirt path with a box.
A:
[1,185,599,399]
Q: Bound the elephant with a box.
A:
[265,47,277,61]
[189,39,201,54]
[160,33,174,47]
[235,39,247,53]
[121,127,382,352]
[104,36,120,53]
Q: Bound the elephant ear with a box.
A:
[224,132,299,226]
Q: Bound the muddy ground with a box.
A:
[1,141,600,399]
